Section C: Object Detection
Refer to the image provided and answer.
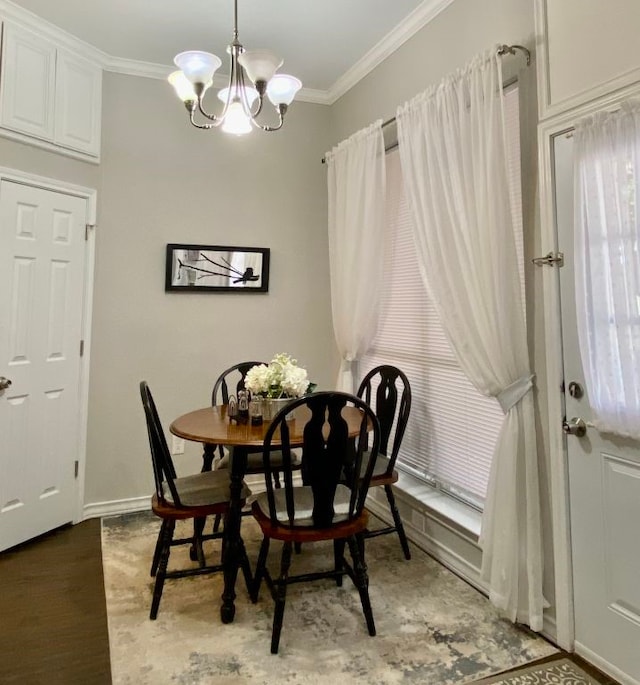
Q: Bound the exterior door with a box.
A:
[555,132,640,685]
[0,179,88,552]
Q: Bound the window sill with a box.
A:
[393,469,482,540]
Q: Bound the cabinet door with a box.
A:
[54,50,101,156]
[0,22,56,141]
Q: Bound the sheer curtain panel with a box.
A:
[396,49,545,630]
[574,100,640,439]
[325,121,386,392]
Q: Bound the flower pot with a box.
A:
[263,397,294,421]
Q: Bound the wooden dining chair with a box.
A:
[212,360,303,476]
[139,381,252,619]
[210,360,266,470]
[357,365,412,560]
[250,391,381,654]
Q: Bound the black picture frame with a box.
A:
[165,244,270,293]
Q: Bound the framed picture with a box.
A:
[165,244,270,293]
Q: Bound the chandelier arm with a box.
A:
[250,107,285,132]
[191,80,224,123]
[190,108,222,129]
[249,93,265,118]
[235,55,263,120]
[196,97,222,122]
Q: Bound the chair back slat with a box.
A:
[212,361,266,405]
[262,391,380,529]
[374,373,398,455]
[357,365,411,477]
[139,381,182,507]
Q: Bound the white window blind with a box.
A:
[360,85,523,507]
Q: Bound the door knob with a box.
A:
[0,376,12,391]
[563,417,587,437]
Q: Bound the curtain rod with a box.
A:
[321,43,531,164]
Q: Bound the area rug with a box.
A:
[102,511,557,685]
[473,657,599,684]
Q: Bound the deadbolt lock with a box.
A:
[568,381,584,399]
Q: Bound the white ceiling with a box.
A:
[7,0,434,94]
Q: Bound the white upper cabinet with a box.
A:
[0,22,56,141]
[536,0,640,119]
[0,21,102,159]
[54,48,102,155]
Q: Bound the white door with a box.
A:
[555,132,640,685]
[0,179,88,552]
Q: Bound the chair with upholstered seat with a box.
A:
[250,391,381,654]
[140,381,252,619]
[357,365,412,560]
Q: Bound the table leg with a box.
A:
[221,446,248,623]
[201,443,216,472]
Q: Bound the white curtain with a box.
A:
[325,121,386,392]
[574,100,640,439]
[396,49,545,630]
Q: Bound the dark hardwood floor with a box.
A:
[0,519,111,684]
[0,517,620,685]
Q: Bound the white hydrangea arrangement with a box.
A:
[245,353,315,398]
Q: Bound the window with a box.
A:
[359,86,523,509]
[573,101,640,438]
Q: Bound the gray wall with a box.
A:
[85,72,336,504]
[329,0,535,141]
[0,134,101,189]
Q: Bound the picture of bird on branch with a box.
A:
[166,244,270,292]
[178,252,260,284]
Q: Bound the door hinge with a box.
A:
[80,340,84,357]
[532,251,564,267]
[85,223,95,241]
[74,460,79,478]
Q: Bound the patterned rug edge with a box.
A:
[468,656,600,684]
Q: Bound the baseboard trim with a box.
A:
[574,642,638,685]
[83,496,150,520]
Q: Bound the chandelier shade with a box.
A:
[174,51,222,85]
[221,102,253,135]
[217,85,259,107]
[267,74,302,106]
[169,0,302,135]
[168,70,197,103]
[237,50,282,84]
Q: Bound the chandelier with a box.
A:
[168,0,302,135]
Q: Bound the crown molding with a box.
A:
[327,0,456,105]
[0,0,106,65]
[0,0,450,106]
[104,56,172,81]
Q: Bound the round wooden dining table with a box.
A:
[169,403,366,623]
